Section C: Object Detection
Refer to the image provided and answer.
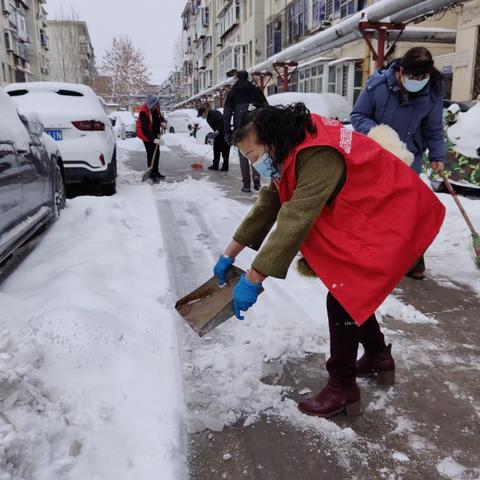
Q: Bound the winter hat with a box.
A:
[146,95,159,110]
[197,106,207,117]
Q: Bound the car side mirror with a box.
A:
[29,119,44,137]
[110,118,116,126]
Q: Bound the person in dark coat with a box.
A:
[136,95,167,181]
[350,47,446,280]
[223,70,268,192]
[198,106,230,171]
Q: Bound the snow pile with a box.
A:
[267,92,351,122]
[0,88,30,151]
[162,133,211,157]
[117,137,171,153]
[0,186,184,479]
[436,457,467,479]
[447,102,480,158]
[427,193,480,294]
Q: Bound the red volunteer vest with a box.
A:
[278,115,445,326]
[136,104,160,141]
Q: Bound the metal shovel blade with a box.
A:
[175,266,245,337]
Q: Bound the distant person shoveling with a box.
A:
[136,95,167,183]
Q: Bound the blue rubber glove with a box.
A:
[233,274,263,320]
[213,255,234,286]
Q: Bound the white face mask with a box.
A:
[252,152,279,178]
[402,76,430,93]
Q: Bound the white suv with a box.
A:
[6,82,117,195]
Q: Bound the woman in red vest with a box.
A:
[213,104,445,418]
[136,95,167,182]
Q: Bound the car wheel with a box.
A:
[169,127,175,133]
[102,155,117,196]
[53,160,66,219]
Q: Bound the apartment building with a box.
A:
[181,0,265,100]
[47,20,95,86]
[0,0,37,86]
[159,70,183,110]
[179,0,459,107]
[26,0,49,81]
[442,0,480,101]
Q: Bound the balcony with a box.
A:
[219,0,240,39]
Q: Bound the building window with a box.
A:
[219,0,240,38]
[328,67,336,93]
[312,0,327,28]
[1,63,6,83]
[353,61,364,104]
[287,0,308,45]
[218,44,246,80]
[266,21,282,57]
[338,0,365,19]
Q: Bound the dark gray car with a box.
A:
[0,89,65,265]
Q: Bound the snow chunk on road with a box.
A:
[0,186,184,479]
[437,457,467,478]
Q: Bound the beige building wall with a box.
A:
[450,0,480,101]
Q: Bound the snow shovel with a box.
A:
[142,137,161,182]
[175,266,257,336]
[440,171,480,267]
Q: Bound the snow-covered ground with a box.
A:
[0,177,184,478]
[1,133,479,479]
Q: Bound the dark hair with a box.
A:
[197,106,207,117]
[232,103,317,167]
[398,47,444,94]
[236,70,249,82]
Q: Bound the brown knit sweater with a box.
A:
[233,146,346,278]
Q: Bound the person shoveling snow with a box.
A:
[209,104,445,419]
[136,95,167,183]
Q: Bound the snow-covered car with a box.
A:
[5,82,117,195]
[267,92,352,123]
[109,110,136,140]
[0,88,66,265]
[166,108,216,145]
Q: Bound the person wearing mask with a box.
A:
[213,104,445,418]
[136,95,167,182]
[351,47,446,280]
[223,70,268,193]
[197,106,230,171]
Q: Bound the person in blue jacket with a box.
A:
[351,46,445,280]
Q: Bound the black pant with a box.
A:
[326,293,386,386]
[408,254,425,275]
[144,141,160,174]
[239,151,260,188]
[213,134,231,169]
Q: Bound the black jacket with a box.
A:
[206,109,225,133]
[223,80,268,132]
[140,108,166,142]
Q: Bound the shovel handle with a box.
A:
[440,171,479,237]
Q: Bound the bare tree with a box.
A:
[100,36,151,106]
[174,33,186,71]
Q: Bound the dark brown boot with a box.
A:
[297,381,361,418]
[356,343,395,385]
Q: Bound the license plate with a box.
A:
[44,129,63,141]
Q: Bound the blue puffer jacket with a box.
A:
[350,61,446,174]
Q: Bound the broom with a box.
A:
[191,145,214,170]
[440,171,480,267]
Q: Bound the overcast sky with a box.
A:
[45,0,185,85]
